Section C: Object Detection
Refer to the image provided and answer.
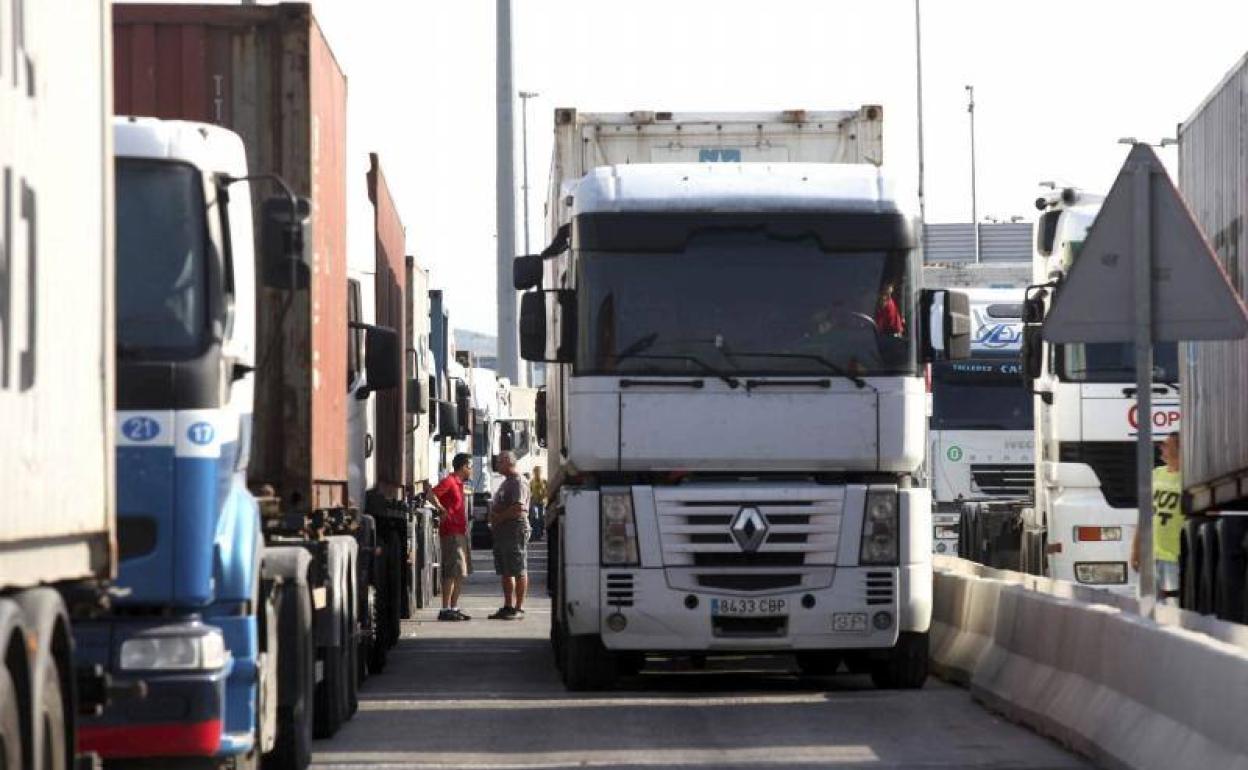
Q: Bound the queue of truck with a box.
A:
[0,2,546,767]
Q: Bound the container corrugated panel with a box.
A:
[113,3,350,510]
[1,0,115,587]
[1177,52,1248,509]
[922,223,1033,263]
[369,154,406,492]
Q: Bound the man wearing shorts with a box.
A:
[489,451,530,620]
[431,453,473,621]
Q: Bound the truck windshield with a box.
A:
[931,359,1032,430]
[115,159,209,359]
[577,231,916,377]
[1058,342,1179,383]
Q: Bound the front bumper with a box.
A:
[75,619,232,759]
[575,565,927,652]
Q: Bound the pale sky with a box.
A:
[128,0,1248,335]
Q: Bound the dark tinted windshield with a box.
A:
[577,230,916,377]
[116,159,208,358]
[931,358,1032,430]
[1058,342,1179,383]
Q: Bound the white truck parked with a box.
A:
[516,108,969,691]
[928,288,1031,555]
[0,3,114,765]
[963,187,1180,593]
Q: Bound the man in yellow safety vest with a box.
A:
[1131,433,1183,604]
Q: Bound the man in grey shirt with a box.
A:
[488,451,531,619]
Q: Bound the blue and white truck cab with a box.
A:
[76,118,307,767]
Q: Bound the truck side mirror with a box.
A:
[365,326,401,391]
[454,381,472,440]
[437,400,458,438]
[920,289,971,362]
[535,388,548,448]
[514,254,544,290]
[1021,326,1044,383]
[1022,294,1046,325]
[406,377,428,414]
[260,195,312,290]
[520,290,575,363]
[499,422,516,451]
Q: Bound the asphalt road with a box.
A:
[310,546,1089,770]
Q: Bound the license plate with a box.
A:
[710,597,788,617]
[832,612,868,633]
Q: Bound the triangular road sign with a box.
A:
[1044,143,1248,343]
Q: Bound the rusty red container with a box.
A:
[114,3,350,511]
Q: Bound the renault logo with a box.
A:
[730,506,768,553]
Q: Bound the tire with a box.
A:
[313,597,347,738]
[795,651,842,677]
[956,509,971,559]
[1180,519,1201,611]
[870,632,929,690]
[561,634,618,691]
[344,558,360,720]
[35,657,67,770]
[361,584,379,679]
[266,578,314,770]
[1213,517,1247,623]
[384,532,404,649]
[0,657,22,770]
[1196,520,1219,615]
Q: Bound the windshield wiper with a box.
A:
[616,352,740,389]
[615,332,660,362]
[723,350,868,390]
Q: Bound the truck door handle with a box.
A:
[1121,387,1169,397]
[619,379,704,389]
[745,378,830,391]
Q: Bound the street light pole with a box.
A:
[496,0,522,386]
[914,0,927,248]
[966,84,980,263]
[519,90,539,255]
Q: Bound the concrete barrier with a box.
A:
[931,556,1248,770]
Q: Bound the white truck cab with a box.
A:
[518,149,970,691]
[928,288,1031,555]
[967,188,1181,591]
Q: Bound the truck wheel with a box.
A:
[266,577,314,770]
[384,532,404,649]
[1196,520,1219,615]
[870,632,929,690]
[1180,519,1201,611]
[313,588,347,738]
[35,658,67,770]
[344,558,360,719]
[561,634,618,691]
[1213,518,1247,623]
[795,651,842,677]
[0,657,21,770]
[360,584,379,679]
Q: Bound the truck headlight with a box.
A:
[120,628,228,671]
[859,489,899,566]
[600,491,639,566]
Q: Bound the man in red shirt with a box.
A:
[430,453,473,621]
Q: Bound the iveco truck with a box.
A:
[516,108,969,691]
[928,288,1031,555]
[963,187,1180,593]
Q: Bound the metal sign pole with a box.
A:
[1132,152,1155,614]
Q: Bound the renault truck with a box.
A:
[516,108,969,691]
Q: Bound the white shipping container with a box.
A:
[1178,52,1248,511]
[0,0,114,587]
[547,107,884,239]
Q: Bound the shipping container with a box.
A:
[114,2,350,510]
[1,0,114,588]
[369,153,407,493]
[547,107,883,242]
[1177,53,1248,513]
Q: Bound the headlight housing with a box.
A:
[119,627,228,672]
[859,489,900,566]
[600,490,639,566]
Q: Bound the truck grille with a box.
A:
[1059,442,1161,509]
[655,484,843,569]
[970,464,1034,498]
[605,573,635,608]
